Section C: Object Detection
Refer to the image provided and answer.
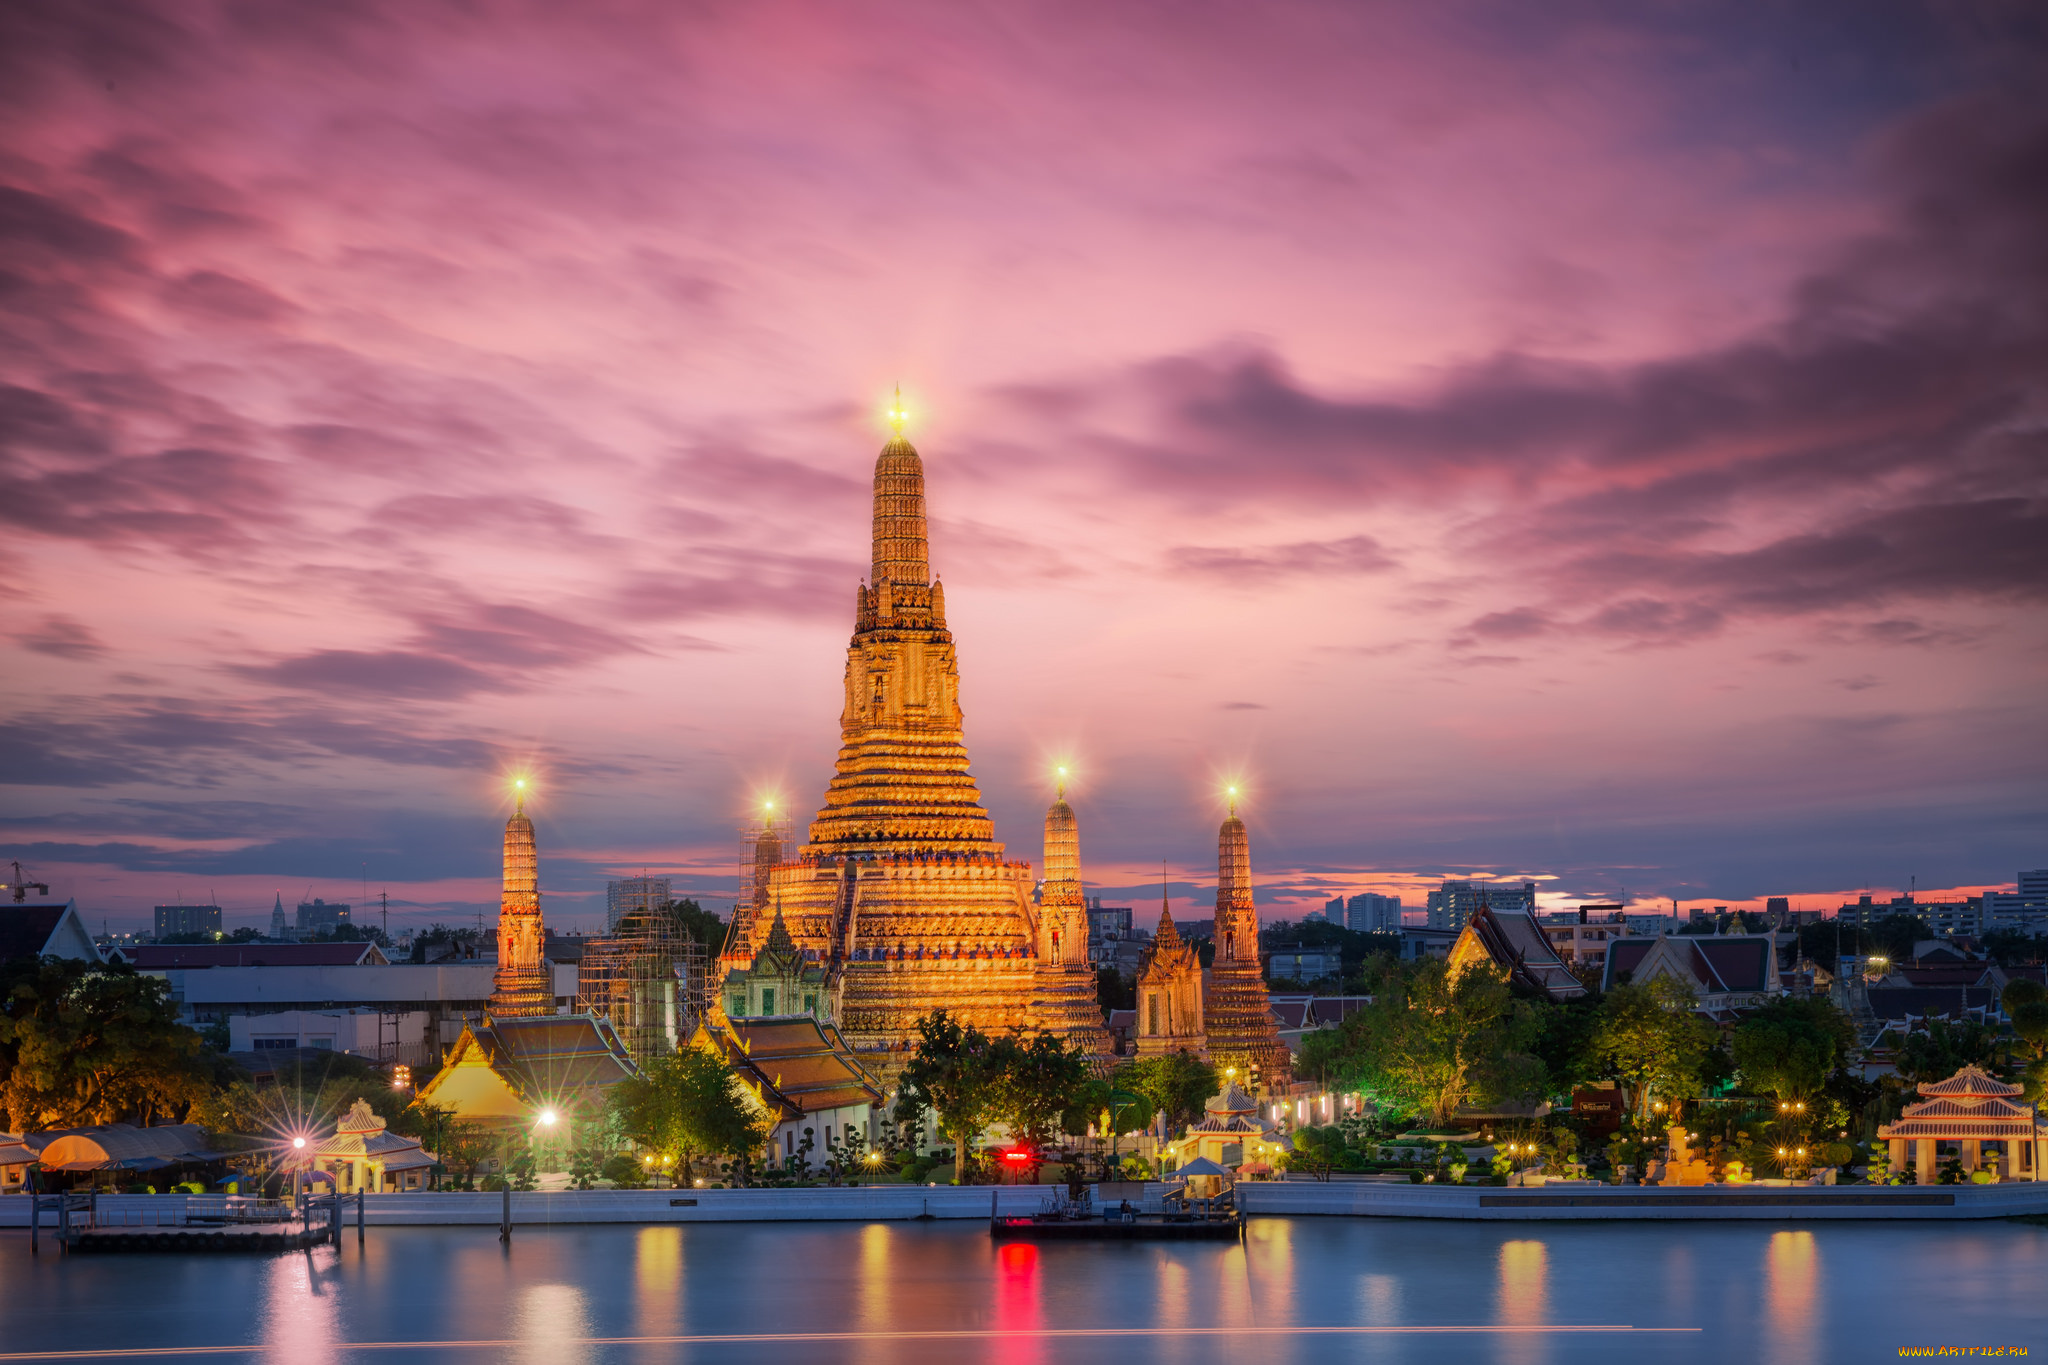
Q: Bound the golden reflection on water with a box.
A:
[515,1282,592,1365]
[1498,1238,1549,1365]
[633,1227,681,1338]
[1765,1230,1818,1365]
[1249,1218,1294,1325]
[262,1252,339,1365]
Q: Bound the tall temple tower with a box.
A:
[757,400,1040,1068]
[490,783,554,1017]
[1032,776,1116,1067]
[1201,797,1291,1086]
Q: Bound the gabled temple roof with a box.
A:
[1451,904,1587,1001]
[699,1014,883,1116]
[1917,1064,2021,1098]
[453,1013,637,1101]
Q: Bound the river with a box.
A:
[2,1217,2042,1363]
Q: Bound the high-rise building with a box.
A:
[1985,870,2048,931]
[491,790,553,1016]
[153,903,221,939]
[295,899,351,935]
[606,876,673,931]
[1426,880,1535,933]
[1346,892,1402,933]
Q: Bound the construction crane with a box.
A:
[3,860,50,903]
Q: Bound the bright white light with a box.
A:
[537,1108,558,1127]
[292,1137,307,1150]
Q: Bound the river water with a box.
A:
[2,1217,2041,1363]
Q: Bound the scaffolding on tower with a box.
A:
[728,811,793,959]
[576,897,710,1066]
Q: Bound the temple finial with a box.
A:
[888,383,906,436]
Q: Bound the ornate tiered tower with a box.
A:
[1201,800,1290,1086]
[490,785,553,1016]
[755,402,1040,1070]
[1135,884,1206,1059]
[1032,778,1116,1067]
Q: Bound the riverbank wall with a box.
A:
[6,1180,2046,1228]
[1238,1180,2048,1221]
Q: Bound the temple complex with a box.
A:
[1031,780,1117,1067]
[749,404,1041,1070]
[490,784,553,1017]
[1200,802,1291,1086]
[1134,892,1206,1059]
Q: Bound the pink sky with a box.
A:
[2,2,2043,933]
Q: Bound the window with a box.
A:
[761,987,776,1014]
[1146,993,1159,1036]
[252,1037,295,1050]
[729,997,745,1017]
[803,994,817,1014]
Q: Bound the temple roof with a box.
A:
[1917,1064,2022,1098]
[1206,1082,1257,1115]
[458,1013,637,1103]
[707,1015,885,1115]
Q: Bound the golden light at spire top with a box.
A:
[887,383,907,435]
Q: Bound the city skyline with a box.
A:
[3,4,2043,932]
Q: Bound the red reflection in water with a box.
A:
[993,1241,1042,1365]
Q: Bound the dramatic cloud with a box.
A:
[0,1,2042,926]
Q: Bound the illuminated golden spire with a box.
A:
[887,383,907,436]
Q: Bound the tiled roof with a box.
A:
[476,1014,637,1101]
[719,1015,883,1115]
[1603,938,1656,989]
[1917,1065,2021,1098]
[1867,986,1997,1021]
[0,907,69,962]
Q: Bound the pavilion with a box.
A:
[312,1099,437,1192]
[1876,1065,2047,1183]
[1162,1081,1292,1173]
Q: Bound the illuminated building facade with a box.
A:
[1032,784,1116,1067]
[1134,895,1206,1059]
[750,409,1042,1070]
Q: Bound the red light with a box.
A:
[1002,1149,1032,1164]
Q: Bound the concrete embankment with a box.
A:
[6,1180,2046,1229]
[1238,1179,2048,1221]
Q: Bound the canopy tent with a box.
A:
[1175,1156,1231,1178]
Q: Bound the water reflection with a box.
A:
[261,1251,339,1365]
[1765,1230,1818,1365]
[993,1240,1042,1365]
[633,1227,680,1339]
[514,1282,592,1365]
[1499,1238,1549,1365]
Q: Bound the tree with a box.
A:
[992,1029,1091,1157]
[1116,1052,1218,1132]
[2004,980,2048,1061]
[0,957,209,1132]
[1308,958,1539,1127]
[1591,977,1716,1122]
[609,1046,766,1184]
[1528,992,1605,1100]
[1984,930,2048,968]
[1730,997,1856,1103]
[894,1011,1005,1185]
[661,899,728,948]
[1894,1016,2002,1085]
[1286,1125,1348,1181]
